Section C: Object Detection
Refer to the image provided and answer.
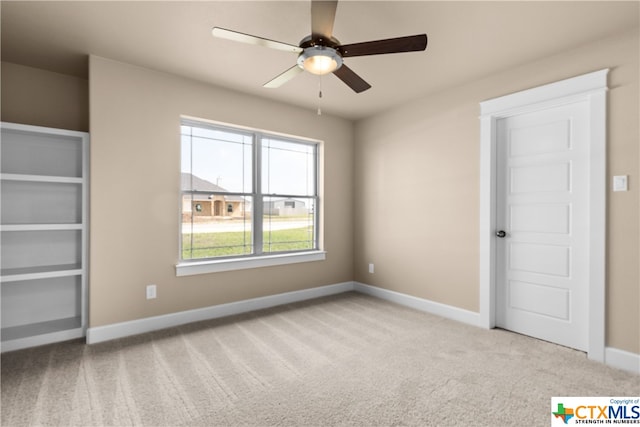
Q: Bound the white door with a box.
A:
[495,101,590,351]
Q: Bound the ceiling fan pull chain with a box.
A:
[317,75,323,115]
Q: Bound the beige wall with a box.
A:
[2,30,637,355]
[1,62,88,132]
[89,56,354,327]
[354,28,640,354]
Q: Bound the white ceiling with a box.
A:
[2,1,638,120]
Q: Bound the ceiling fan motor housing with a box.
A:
[297,46,343,75]
[296,35,344,75]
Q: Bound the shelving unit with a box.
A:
[1,122,88,352]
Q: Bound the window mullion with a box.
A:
[314,144,320,251]
[253,134,263,255]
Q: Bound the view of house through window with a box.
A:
[181,119,318,261]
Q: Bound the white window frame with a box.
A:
[176,117,325,276]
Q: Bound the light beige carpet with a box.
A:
[1,292,638,426]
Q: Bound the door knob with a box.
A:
[496,230,506,238]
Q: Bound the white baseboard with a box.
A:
[86,281,481,345]
[87,281,354,344]
[353,282,481,327]
[86,280,640,376]
[354,283,640,375]
[605,347,640,375]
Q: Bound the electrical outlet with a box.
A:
[368,263,375,274]
[146,284,157,300]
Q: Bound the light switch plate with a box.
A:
[613,175,628,192]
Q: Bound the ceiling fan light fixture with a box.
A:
[297,46,343,75]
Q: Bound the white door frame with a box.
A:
[478,69,608,362]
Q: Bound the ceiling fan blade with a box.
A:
[333,64,371,93]
[338,34,427,57]
[264,65,305,88]
[212,27,303,53]
[311,0,338,39]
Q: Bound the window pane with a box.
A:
[181,120,320,262]
[181,126,252,193]
[263,197,316,254]
[262,138,315,196]
[182,194,253,259]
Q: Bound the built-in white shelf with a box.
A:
[1,122,88,352]
[0,173,83,184]
[1,264,82,282]
[1,224,83,232]
[1,317,83,352]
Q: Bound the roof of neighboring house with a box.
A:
[181,173,227,192]
[181,173,247,202]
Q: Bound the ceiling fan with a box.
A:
[211,0,428,93]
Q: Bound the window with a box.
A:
[178,118,322,274]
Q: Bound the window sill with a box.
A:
[176,251,326,276]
